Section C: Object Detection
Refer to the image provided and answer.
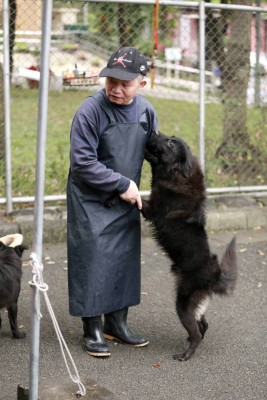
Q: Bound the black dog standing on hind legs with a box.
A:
[0,234,28,339]
[141,131,238,361]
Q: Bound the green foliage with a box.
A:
[85,3,180,58]
[2,88,266,199]
[14,42,40,56]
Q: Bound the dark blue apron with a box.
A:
[67,92,149,317]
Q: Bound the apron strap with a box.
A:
[91,91,116,123]
[138,95,151,133]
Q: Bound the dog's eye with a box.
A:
[168,140,174,148]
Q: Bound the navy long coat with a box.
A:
[67,91,157,317]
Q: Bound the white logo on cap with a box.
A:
[112,53,130,68]
[140,65,146,71]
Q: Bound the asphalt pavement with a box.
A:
[0,228,266,400]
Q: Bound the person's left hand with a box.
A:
[119,180,142,210]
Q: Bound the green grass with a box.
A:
[2,87,266,199]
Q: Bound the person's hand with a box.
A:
[119,180,142,210]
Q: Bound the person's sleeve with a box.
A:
[70,111,130,193]
[117,176,130,194]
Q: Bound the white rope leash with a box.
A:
[29,252,86,398]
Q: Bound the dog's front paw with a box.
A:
[104,195,120,207]
[140,199,152,220]
[12,330,26,339]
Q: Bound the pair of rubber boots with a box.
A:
[82,308,149,357]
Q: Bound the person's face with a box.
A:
[105,76,146,105]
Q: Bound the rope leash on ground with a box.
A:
[29,252,86,398]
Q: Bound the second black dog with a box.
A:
[142,131,237,361]
[0,239,28,339]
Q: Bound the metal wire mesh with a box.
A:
[205,4,267,188]
[0,0,266,205]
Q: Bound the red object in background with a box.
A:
[27,65,40,88]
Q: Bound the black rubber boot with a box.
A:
[82,316,111,357]
[103,308,149,347]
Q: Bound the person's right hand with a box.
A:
[119,180,142,210]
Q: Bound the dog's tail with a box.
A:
[213,237,237,295]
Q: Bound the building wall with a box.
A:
[0,0,42,31]
[16,0,42,31]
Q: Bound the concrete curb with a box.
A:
[206,194,267,231]
[0,194,266,244]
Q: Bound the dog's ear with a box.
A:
[14,244,29,257]
[174,158,192,178]
[0,241,7,251]
[172,140,193,178]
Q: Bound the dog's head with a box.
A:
[145,131,193,178]
[0,241,28,258]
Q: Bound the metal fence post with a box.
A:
[29,1,53,399]
[2,0,13,213]
[255,2,261,107]
[199,0,206,172]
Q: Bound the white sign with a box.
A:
[165,47,181,62]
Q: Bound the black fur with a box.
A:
[142,131,237,361]
[0,241,28,338]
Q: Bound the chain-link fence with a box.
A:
[0,0,267,210]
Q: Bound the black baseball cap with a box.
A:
[99,47,148,81]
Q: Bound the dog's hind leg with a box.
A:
[198,315,208,338]
[8,303,26,339]
[173,309,202,361]
[173,292,204,361]
[187,315,208,342]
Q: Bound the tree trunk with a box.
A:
[220,0,250,143]
[0,63,4,160]
[118,3,130,47]
[216,0,264,183]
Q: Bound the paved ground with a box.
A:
[0,229,266,400]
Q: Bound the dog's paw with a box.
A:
[12,331,26,339]
[173,351,192,362]
[104,195,120,207]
